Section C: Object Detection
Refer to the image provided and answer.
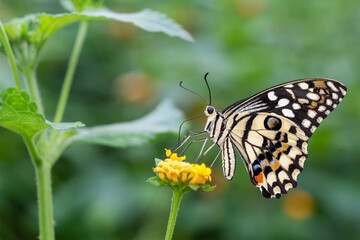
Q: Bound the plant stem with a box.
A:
[24,137,55,240]
[0,20,22,90]
[53,21,88,123]
[23,68,44,114]
[165,190,184,240]
[35,161,55,240]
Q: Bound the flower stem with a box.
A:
[0,20,22,90]
[53,20,88,123]
[165,190,184,240]
[22,67,44,114]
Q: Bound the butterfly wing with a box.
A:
[223,78,347,138]
[227,113,308,198]
[221,78,347,198]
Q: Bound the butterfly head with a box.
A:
[204,105,216,116]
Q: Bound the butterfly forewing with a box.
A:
[223,78,346,137]
[215,78,346,198]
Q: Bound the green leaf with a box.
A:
[60,0,105,12]
[0,87,85,163]
[0,87,85,138]
[147,176,166,187]
[0,87,49,138]
[0,9,193,69]
[200,184,216,192]
[189,184,200,191]
[69,99,183,148]
[45,120,85,131]
[44,120,85,163]
[80,8,194,42]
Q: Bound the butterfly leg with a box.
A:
[210,150,221,168]
[195,138,209,162]
[172,131,208,153]
[194,142,216,163]
[179,137,211,157]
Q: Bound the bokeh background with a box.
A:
[1,0,360,239]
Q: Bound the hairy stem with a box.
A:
[23,68,44,114]
[165,190,183,240]
[24,137,55,240]
[35,161,55,240]
[0,20,22,90]
[53,21,88,123]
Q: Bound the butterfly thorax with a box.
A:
[204,106,228,145]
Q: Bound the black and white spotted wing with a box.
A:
[203,78,347,198]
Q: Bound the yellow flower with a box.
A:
[165,148,186,161]
[154,149,212,186]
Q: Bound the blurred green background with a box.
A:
[0,0,360,239]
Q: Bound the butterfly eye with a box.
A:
[206,106,214,114]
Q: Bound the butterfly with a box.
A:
[177,74,347,198]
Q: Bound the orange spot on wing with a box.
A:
[314,81,327,88]
[255,172,264,185]
[277,143,290,152]
[319,95,325,104]
[271,159,281,171]
[308,101,318,109]
[273,150,280,158]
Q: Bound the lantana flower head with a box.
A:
[153,149,212,186]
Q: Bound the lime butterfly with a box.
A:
[176,75,346,198]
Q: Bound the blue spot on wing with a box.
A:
[253,164,261,170]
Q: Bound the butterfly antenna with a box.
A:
[204,72,212,105]
[177,113,205,146]
[179,81,209,105]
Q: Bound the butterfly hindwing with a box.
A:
[227,112,308,198]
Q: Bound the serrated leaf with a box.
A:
[0,87,85,163]
[69,99,183,148]
[0,87,49,138]
[200,184,216,192]
[147,176,166,187]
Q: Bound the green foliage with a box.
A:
[79,9,194,42]
[199,184,216,192]
[0,87,49,138]
[0,87,85,164]
[0,1,190,239]
[0,8,193,70]
[46,120,85,131]
[61,0,105,12]
[147,176,166,187]
[188,184,216,192]
[70,100,182,148]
